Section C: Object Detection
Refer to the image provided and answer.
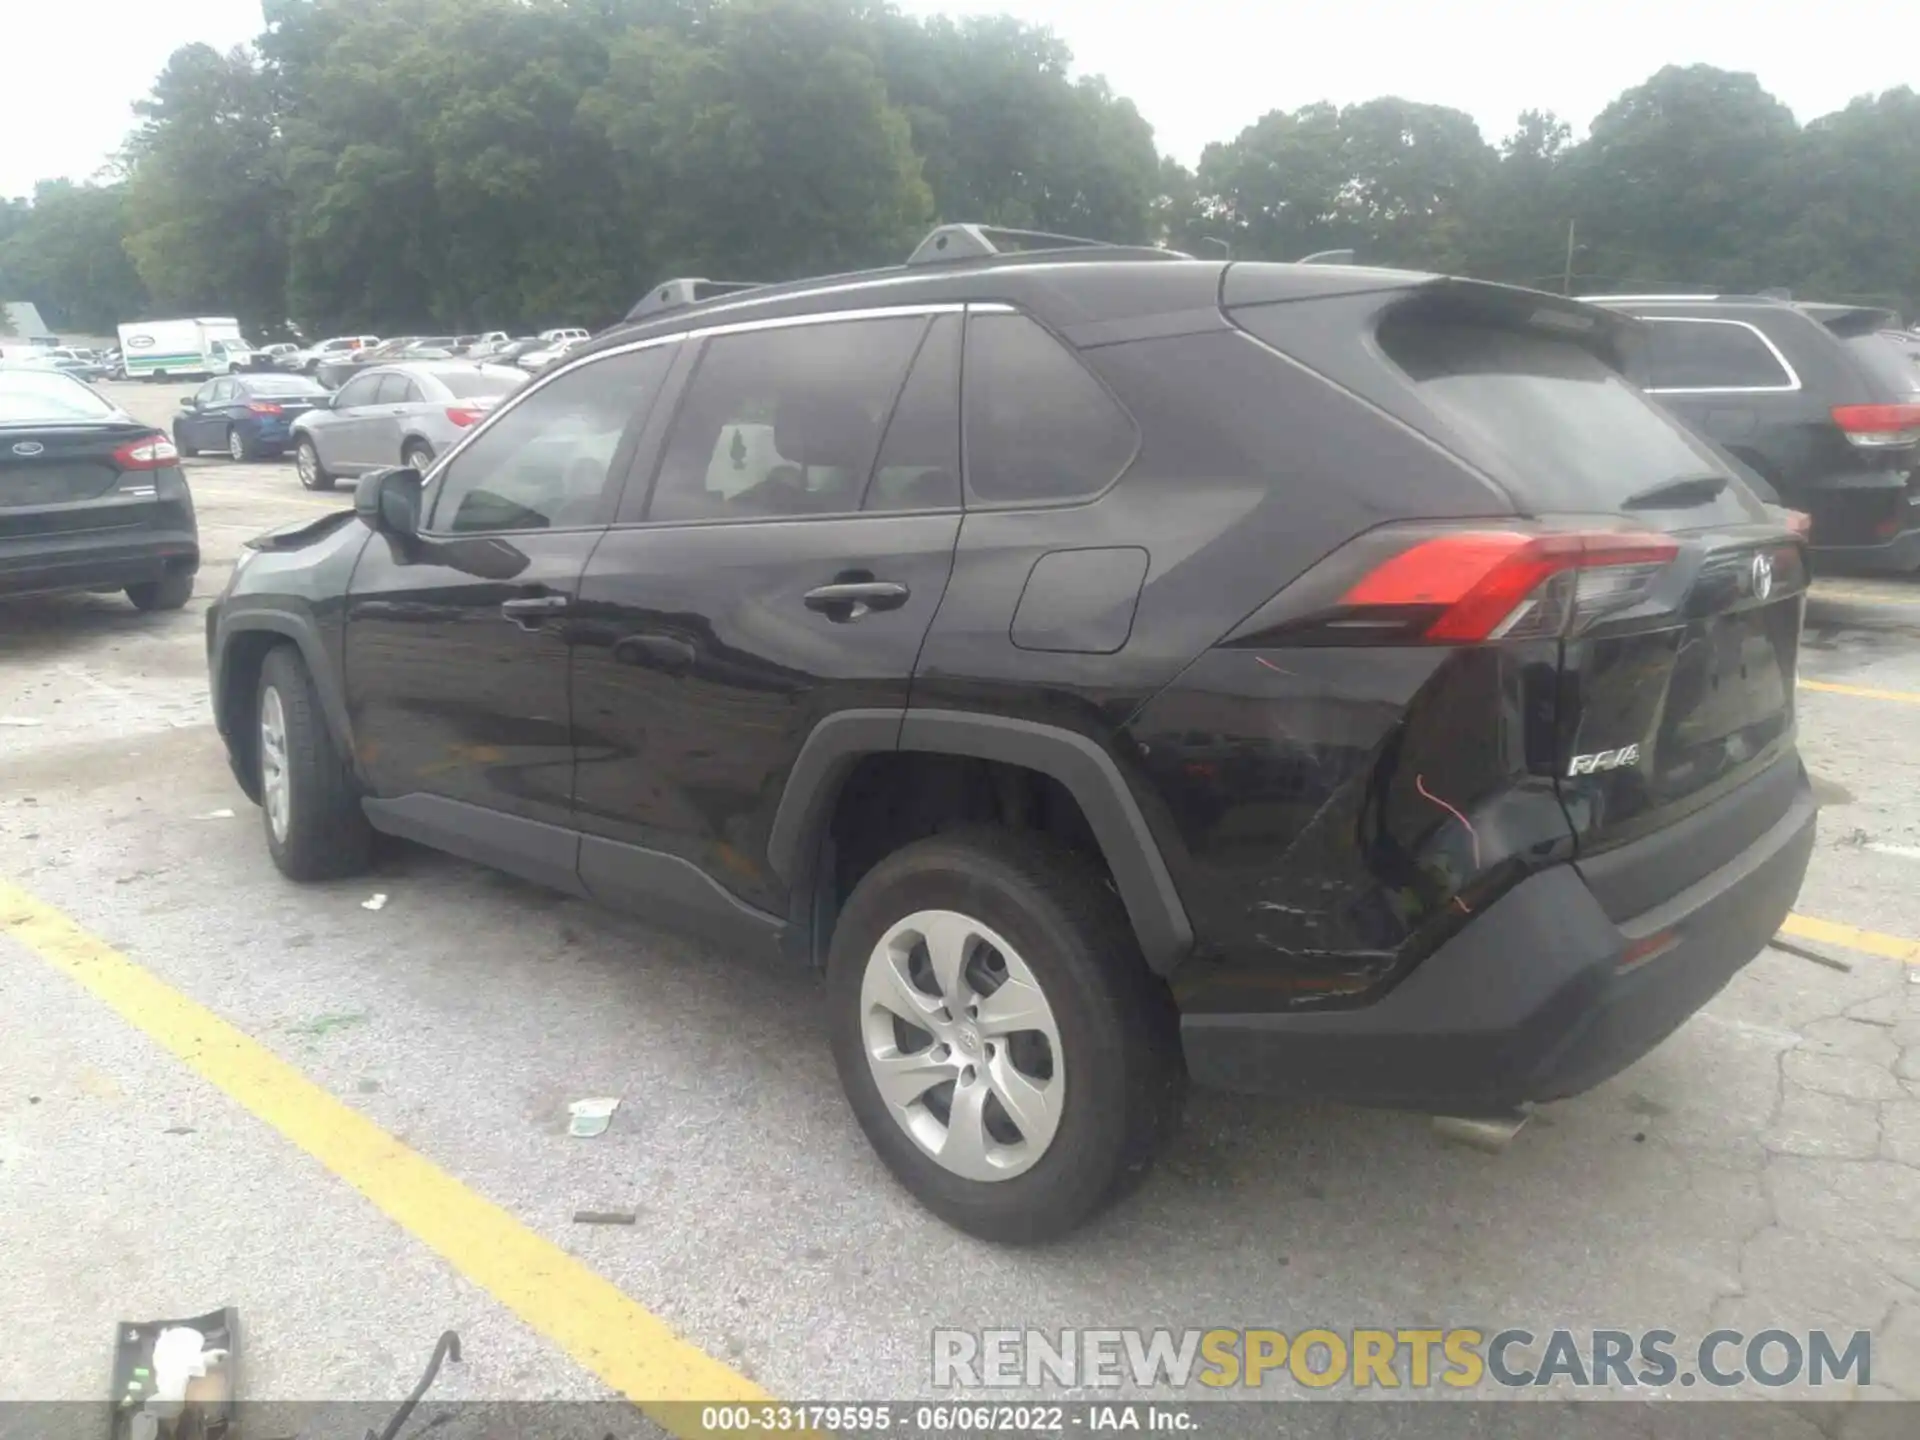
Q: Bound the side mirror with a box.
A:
[179,396,197,410]
[355,466,423,537]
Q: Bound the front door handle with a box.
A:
[802,580,909,622]
[500,593,570,630]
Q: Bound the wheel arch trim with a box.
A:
[768,707,1194,975]
[212,610,356,771]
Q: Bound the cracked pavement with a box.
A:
[3,380,1920,1413]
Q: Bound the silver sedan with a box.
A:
[290,360,526,491]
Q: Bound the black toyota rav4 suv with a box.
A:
[207,226,1816,1241]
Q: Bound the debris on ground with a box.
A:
[0,717,44,727]
[567,1097,620,1137]
[572,1209,638,1225]
[193,808,235,820]
[288,1010,369,1038]
[362,892,389,911]
[111,1305,237,1440]
[1769,935,1853,972]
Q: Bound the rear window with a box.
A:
[242,376,326,397]
[1379,317,1747,513]
[1844,335,1920,397]
[0,368,117,422]
[439,370,523,398]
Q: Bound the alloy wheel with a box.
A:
[858,909,1064,1182]
[260,685,291,843]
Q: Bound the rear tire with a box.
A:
[256,646,374,881]
[227,425,256,461]
[827,828,1184,1243]
[296,437,335,491]
[126,571,194,611]
[402,441,434,473]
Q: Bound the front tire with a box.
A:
[173,424,199,459]
[827,829,1184,1243]
[256,646,374,881]
[296,436,335,491]
[126,571,194,611]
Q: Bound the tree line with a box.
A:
[2,0,1915,339]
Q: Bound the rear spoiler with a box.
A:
[1799,303,1903,338]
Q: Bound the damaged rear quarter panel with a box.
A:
[1122,641,1577,1013]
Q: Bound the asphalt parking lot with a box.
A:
[5,379,1920,1420]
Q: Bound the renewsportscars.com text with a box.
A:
[931,1328,1872,1392]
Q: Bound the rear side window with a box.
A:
[1379,316,1741,513]
[963,312,1135,505]
[1635,319,1795,391]
[645,315,927,523]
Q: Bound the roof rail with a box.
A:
[625,278,765,323]
[906,223,1187,266]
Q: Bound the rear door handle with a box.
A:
[500,593,571,630]
[802,581,909,621]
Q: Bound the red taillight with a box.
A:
[246,401,283,415]
[446,406,485,427]
[1339,530,1680,643]
[1832,402,1920,448]
[113,434,179,470]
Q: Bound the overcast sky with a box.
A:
[3,0,1912,199]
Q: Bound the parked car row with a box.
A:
[165,361,528,483]
[283,328,595,384]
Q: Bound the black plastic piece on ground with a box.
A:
[366,1331,461,1440]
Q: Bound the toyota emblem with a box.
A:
[11,441,45,457]
[1750,551,1774,601]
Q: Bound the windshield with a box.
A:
[0,367,119,421]
[241,376,328,397]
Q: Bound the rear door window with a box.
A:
[642,315,927,523]
[963,311,1136,505]
[864,314,961,512]
[1378,314,1767,521]
[1635,318,1796,391]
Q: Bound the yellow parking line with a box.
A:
[0,879,763,1421]
[1808,587,1920,608]
[1781,912,1920,965]
[1798,678,1920,705]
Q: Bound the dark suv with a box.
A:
[1587,294,1920,569]
[207,226,1816,1241]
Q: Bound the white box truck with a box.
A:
[116,317,251,381]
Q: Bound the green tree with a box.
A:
[877,14,1159,242]
[1463,109,1577,289]
[1765,87,1920,315]
[122,42,289,330]
[1568,64,1801,292]
[0,181,149,333]
[583,0,931,282]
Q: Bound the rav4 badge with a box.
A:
[1568,744,1641,777]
